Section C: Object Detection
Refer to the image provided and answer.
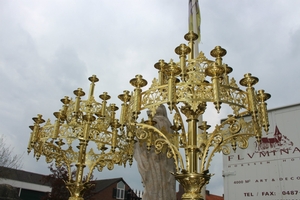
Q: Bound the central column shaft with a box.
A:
[187,116,198,173]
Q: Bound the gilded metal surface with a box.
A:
[28,32,271,200]
[28,75,131,199]
[121,36,271,199]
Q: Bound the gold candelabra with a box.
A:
[27,76,134,200]
[27,31,270,200]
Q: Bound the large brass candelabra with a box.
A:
[27,77,134,200]
[28,31,270,200]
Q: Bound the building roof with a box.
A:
[206,194,224,200]
[206,191,224,200]
[0,167,142,199]
[0,167,135,193]
[0,167,50,186]
[92,177,125,193]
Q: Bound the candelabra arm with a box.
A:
[134,123,184,172]
[87,75,99,101]
[201,118,231,172]
[202,117,258,171]
[200,119,225,172]
[184,31,198,60]
[174,105,186,135]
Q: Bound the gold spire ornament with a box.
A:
[27,3,271,200]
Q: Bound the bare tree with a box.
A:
[0,135,23,173]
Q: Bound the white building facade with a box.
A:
[223,103,300,200]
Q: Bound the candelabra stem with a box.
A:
[65,139,88,200]
[66,119,92,200]
[187,115,199,173]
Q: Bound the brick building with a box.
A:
[0,167,141,200]
[90,178,141,200]
[0,167,51,200]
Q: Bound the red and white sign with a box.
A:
[223,104,300,200]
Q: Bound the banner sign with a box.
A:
[223,104,300,200]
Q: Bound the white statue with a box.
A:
[134,104,176,200]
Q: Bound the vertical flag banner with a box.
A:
[189,0,201,45]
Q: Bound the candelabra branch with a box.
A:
[134,123,184,172]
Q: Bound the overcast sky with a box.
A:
[1,0,300,196]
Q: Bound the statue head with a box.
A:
[155,104,168,118]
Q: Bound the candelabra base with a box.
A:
[66,181,94,200]
[175,171,211,200]
[68,197,84,200]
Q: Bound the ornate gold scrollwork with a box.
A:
[28,30,271,200]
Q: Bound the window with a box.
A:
[116,181,125,199]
